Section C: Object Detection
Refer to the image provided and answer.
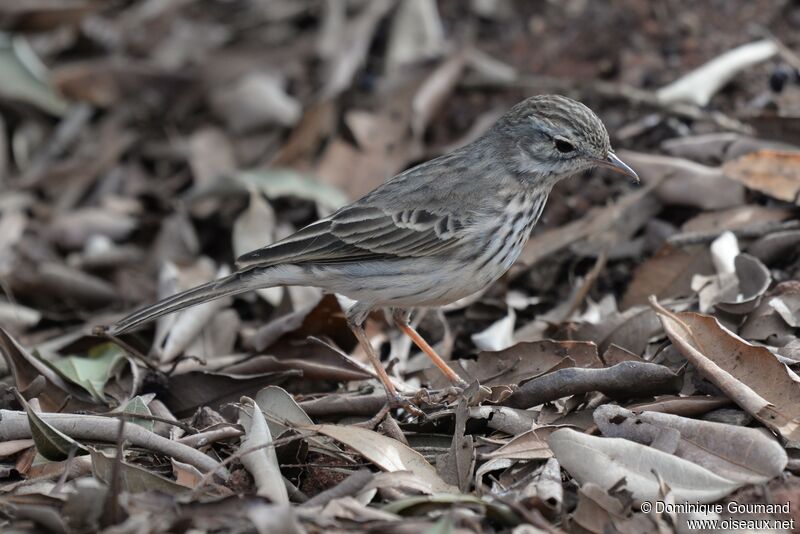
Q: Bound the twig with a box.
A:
[560,248,609,322]
[667,219,800,247]
[177,426,244,448]
[94,411,196,435]
[51,442,79,495]
[299,392,387,417]
[106,418,125,526]
[0,410,225,476]
[506,361,681,409]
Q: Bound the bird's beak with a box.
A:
[596,151,639,183]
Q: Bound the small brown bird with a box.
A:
[107,95,637,412]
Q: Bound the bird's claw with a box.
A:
[388,394,426,419]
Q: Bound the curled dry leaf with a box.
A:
[714,253,771,314]
[723,150,800,205]
[748,229,800,264]
[238,396,289,504]
[626,395,732,417]
[548,428,741,503]
[650,297,800,443]
[506,361,681,409]
[307,424,457,494]
[254,386,313,436]
[594,405,786,484]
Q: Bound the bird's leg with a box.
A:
[346,305,424,417]
[392,309,468,388]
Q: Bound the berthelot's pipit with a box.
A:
[106,95,638,412]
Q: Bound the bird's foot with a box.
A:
[387,393,426,419]
[409,380,493,410]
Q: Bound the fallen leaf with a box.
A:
[385,0,446,72]
[253,386,313,439]
[308,424,457,494]
[18,394,87,462]
[90,447,189,496]
[238,396,289,504]
[0,33,68,114]
[548,428,741,503]
[507,361,681,409]
[723,150,800,205]
[594,405,786,484]
[483,427,557,461]
[621,244,714,310]
[233,190,282,306]
[650,297,800,443]
[210,72,300,133]
[48,343,129,403]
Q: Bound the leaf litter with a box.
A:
[1,1,800,532]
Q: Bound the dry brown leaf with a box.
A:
[650,297,800,443]
[621,244,714,310]
[483,427,558,461]
[308,424,457,494]
[723,150,800,205]
[238,396,289,504]
[568,483,659,534]
[595,405,787,484]
[549,428,741,502]
[466,340,600,387]
[626,395,732,417]
[507,361,681,409]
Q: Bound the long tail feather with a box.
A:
[107,268,262,335]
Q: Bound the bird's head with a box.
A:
[493,94,638,186]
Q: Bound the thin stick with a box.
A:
[667,220,800,247]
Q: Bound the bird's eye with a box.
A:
[554,138,575,153]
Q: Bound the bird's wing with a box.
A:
[235,205,469,268]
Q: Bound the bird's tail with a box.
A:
[106,267,265,335]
